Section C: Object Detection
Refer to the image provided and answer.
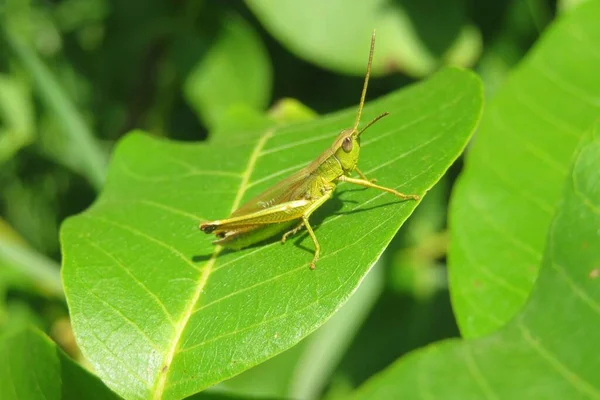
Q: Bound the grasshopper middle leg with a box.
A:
[281,222,304,243]
[355,167,377,183]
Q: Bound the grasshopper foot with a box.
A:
[393,192,419,201]
[309,251,319,270]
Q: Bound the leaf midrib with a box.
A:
[152,128,274,399]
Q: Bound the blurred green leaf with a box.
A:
[286,264,383,400]
[0,239,62,299]
[326,273,459,397]
[0,217,62,298]
[0,217,28,246]
[449,0,600,337]
[352,123,600,400]
[184,14,272,130]
[0,219,32,323]
[3,172,62,257]
[475,0,550,99]
[1,0,63,56]
[52,0,109,34]
[0,301,44,336]
[559,0,593,13]
[246,0,482,77]
[0,328,120,400]
[267,98,318,125]
[0,74,35,162]
[2,26,107,189]
[387,176,449,298]
[61,68,482,399]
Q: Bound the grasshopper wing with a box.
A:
[230,167,312,217]
[200,199,311,233]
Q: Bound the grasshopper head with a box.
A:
[333,128,361,171]
[332,110,389,171]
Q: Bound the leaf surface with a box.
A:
[449,0,600,337]
[61,68,482,400]
[353,123,600,400]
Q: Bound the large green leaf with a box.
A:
[197,100,380,400]
[0,328,120,400]
[61,67,482,400]
[245,0,481,77]
[352,123,600,400]
[449,0,600,337]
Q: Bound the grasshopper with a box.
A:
[200,31,419,269]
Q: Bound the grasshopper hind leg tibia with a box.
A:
[301,216,320,270]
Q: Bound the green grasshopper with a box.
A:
[200,31,419,269]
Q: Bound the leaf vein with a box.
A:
[518,321,600,398]
[86,239,176,326]
[83,215,201,272]
[463,346,498,400]
[120,162,240,183]
[453,223,530,299]
[473,150,554,215]
[152,128,274,399]
[510,84,580,138]
[531,60,600,108]
[550,261,600,316]
[490,109,569,175]
[84,283,162,351]
[77,296,152,390]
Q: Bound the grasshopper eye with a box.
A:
[342,137,353,153]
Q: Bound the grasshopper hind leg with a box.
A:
[279,218,320,269]
[301,216,320,270]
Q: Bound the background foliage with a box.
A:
[1,1,598,399]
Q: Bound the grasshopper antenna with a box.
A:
[353,29,376,133]
[357,111,389,137]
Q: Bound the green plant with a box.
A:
[1,1,599,399]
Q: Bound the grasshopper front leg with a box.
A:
[337,175,420,200]
[355,167,377,183]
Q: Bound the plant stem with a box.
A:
[3,28,106,190]
[0,240,63,298]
